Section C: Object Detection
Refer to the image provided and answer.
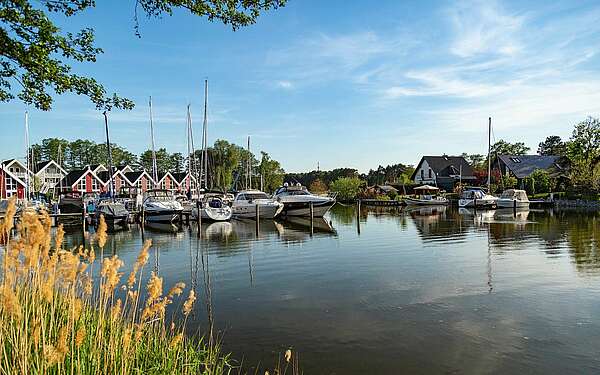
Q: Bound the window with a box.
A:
[91,178,99,191]
[428,168,432,179]
[5,176,16,191]
[511,157,521,163]
[420,169,424,179]
[77,178,86,191]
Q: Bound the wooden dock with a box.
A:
[359,199,403,207]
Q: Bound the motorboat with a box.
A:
[458,187,498,209]
[57,191,84,226]
[496,189,530,209]
[273,183,336,217]
[231,190,284,219]
[143,189,183,223]
[403,185,448,206]
[95,199,129,228]
[191,193,232,222]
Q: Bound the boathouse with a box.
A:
[411,155,475,190]
[171,172,197,194]
[34,160,67,194]
[123,171,154,192]
[0,160,28,199]
[58,167,104,193]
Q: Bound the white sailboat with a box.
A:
[458,118,498,209]
[190,80,232,222]
[143,97,183,223]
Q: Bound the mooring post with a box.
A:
[82,204,86,231]
[473,197,477,211]
[255,203,260,236]
[309,201,314,236]
[513,199,517,217]
[356,199,361,235]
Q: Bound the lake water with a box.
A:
[66,205,600,374]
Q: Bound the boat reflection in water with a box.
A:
[458,207,531,224]
[143,221,182,233]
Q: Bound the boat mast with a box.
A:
[149,96,158,188]
[103,111,115,201]
[487,117,492,192]
[187,104,199,197]
[247,135,251,189]
[201,79,209,190]
[24,111,30,205]
[58,143,63,195]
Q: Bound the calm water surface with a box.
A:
[67,205,600,374]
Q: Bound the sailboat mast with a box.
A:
[58,143,63,194]
[149,96,158,188]
[247,135,251,189]
[202,79,209,190]
[24,111,30,204]
[187,104,199,197]
[487,117,492,192]
[103,111,115,200]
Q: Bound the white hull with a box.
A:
[192,206,232,222]
[497,199,530,208]
[458,198,497,208]
[404,197,448,206]
[282,204,333,217]
[233,204,283,219]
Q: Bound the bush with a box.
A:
[330,177,363,201]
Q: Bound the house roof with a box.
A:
[0,167,27,187]
[411,155,474,180]
[2,158,30,172]
[171,172,191,184]
[59,170,88,187]
[35,160,67,175]
[497,155,563,179]
[156,171,175,183]
[123,171,151,185]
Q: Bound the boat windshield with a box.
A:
[461,189,485,199]
[238,193,269,200]
[147,190,173,201]
[500,190,515,199]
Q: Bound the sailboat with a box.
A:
[95,112,129,228]
[458,117,498,209]
[191,80,232,222]
[143,97,184,223]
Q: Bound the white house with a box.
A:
[35,160,67,193]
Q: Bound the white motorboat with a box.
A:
[496,189,530,209]
[404,185,448,206]
[458,187,498,209]
[143,189,183,223]
[231,190,284,219]
[191,194,232,222]
[273,183,336,217]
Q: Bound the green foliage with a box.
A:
[285,168,358,188]
[567,117,600,189]
[364,163,412,185]
[330,177,363,201]
[140,148,173,175]
[491,139,530,156]
[502,174,518,189]
[259,151,284,193]
[1,0,285,110]
[461,153,486,170]
[538,135,567,156]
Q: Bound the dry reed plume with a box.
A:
[0,197,301,375]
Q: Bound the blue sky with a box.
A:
[2,0,600,172]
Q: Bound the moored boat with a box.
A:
[497,189,530,208]
[143,189,183,223]
[95,199,129,228]
[231,190,284,219]
[191,193,232,222]
[403,185,448,206]
[273,183,336,217]
[458,187,498,209]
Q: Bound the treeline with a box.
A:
[28,138,285,192]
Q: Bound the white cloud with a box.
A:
[276,80,293,89]
[448,0,525,58]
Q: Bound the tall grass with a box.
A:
[0,197,301,374]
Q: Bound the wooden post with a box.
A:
[82,204,87,231]
[356,199,361,235]
[255,203,260,236]
[473,197,477,211]
[309,201,314,236]
[513,199,517,217]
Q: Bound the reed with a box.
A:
[0,196,231,374]
[0,197,300,375]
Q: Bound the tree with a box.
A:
[309,179,327,193]
[567,117,600,189]
[538,135,567,156]
[40,138,70,164]
[330,177,363,201]
[258,151,284,193]
[140,148,172,174]
[66,139,96,168]
[1,0,285,110]
[170,152,184,173]
[461,153,486,170]
[490,140,530,156]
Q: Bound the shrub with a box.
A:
[330,177,363,201]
